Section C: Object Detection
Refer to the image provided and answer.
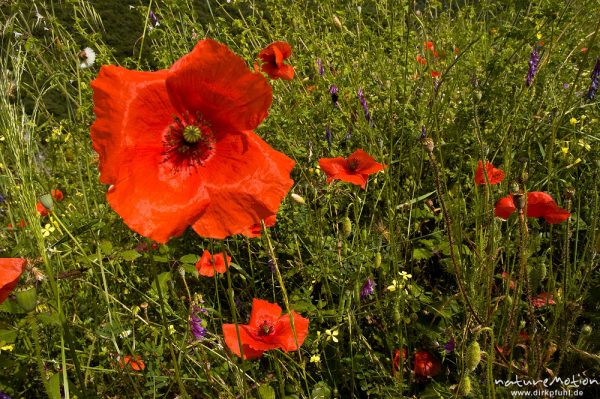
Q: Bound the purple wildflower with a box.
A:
[317,58,324,76]
[190,306,207,341]
[325,127,332,150]
[563,83,570,89]
[360,278,376,300]
[526,46,540,87]
[357,87,372,125]
[0,392,13,399]
[149,10,160,27]
[443,338,455,353]
[586,58,600,100]
[419,125,427,140]
[329,85,339,107]
[0,193,5,204]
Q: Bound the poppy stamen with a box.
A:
[258,320,275,336]
[347,158,360,172]
[163,112,216,169]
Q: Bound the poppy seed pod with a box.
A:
[465,341,481,372]
[512,191,526,213]
[39,194,53,210]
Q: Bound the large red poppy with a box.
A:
[318,149,386,189]
[413,350,441,378]
[0,258,26,304]
[222,298,309,359]
[258,42,294,81]
[90,39,295,243]
[494,192,570,224]
[474,160,505,185]
[195,250,231,277]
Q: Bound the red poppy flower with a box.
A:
[7,219,26,230]
[431,70,441,78]
[51,189,64,201]
[474,160,505,185]
[242,214,277,238]
[494,192,570,224]
[195,250,231,277]
[119,355,145,371]
[501,272,516,290]
[416,55,427,65]
[0,258,26,304]
[318,149,386,189]
[258,41,294,80]
[222,298,309,360]
[413,350,441,378]
[90,39,295,243]
[424,41,435,51]
[531,292,556,308]
[37,202,49,217]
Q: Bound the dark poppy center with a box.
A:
[347,159,360,172]
[163,112,216,169]
[258,320,275,336]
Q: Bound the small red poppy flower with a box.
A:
[90,39,295,243]
[7,219,26,230]
[243,214,277,238]
[454,47,460,55]
[195,250,231,277]
[501,272,516,290]
[392,347,408,375]
[318,149,386,189]
[222,298,309,360]
[413,350,441,378]
[474,160,505,185]
[416,55,427,65]
[119,355,145,371]
[494,192,570,224]
[37,202,49,217]
[258,41,294,80]
[531,292,556,308]
[424,41,435,51]
[0,258,27,304]
[51,189,64,201]
[431,70,441,78]
[581,47,588,53]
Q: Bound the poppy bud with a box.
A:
[39,194,53,211]
[374,252,382,268]
[15,287,37,312]
[332,15,343,30]
[460,375,472,395]
[581,325,592,336]
[342,216,352,237]
[291,193,305,204]
[465,341,481,372]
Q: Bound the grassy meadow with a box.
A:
[1,0,599,398]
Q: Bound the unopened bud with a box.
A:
[291,193,306,204]
[332,15,342,30]
[342,216,352,237]
[465,341,481,372]
[374,252,382,268]
[460,375,472,395]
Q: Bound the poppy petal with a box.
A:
[0,258,26,304]
[350,149,386,175]
[541,204,570,224]
[494,195,516,219]
[166,39,272,132]
[526,192,556,218]
[248,298,282,327]
[191,132,294,239]
[104,80,210,243]
[272,312,310,351]
[90,65,169,184]
[222,324,266,359]
[318,157,348,179]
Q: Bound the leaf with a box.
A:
[180,254,200,264]
[311,381,332,399]
[0,299,26,314]
[120,250,141,261]
[257,384,276,399]
[152,255,169,263]
[0,329,17,344]
[47,373,61,399]
[151,272,172,294]
[413,247,433,260]
[182,263,198,277]
[99,240,113,255]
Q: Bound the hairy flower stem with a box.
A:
[517,212,540,378]
[422,139,483,325]
[556,190,574,373]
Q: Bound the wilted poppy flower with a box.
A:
[319,149,386,189]
[474,160,505,185]
[119,355,145,371]
[0,258,26,304]
[258,41,294,80]
[90,39,295,243]
[413,350,441,378]
[494,192,570,224]
[222,298,309,359]
[532,292,556,308]
[195,250,231,277]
